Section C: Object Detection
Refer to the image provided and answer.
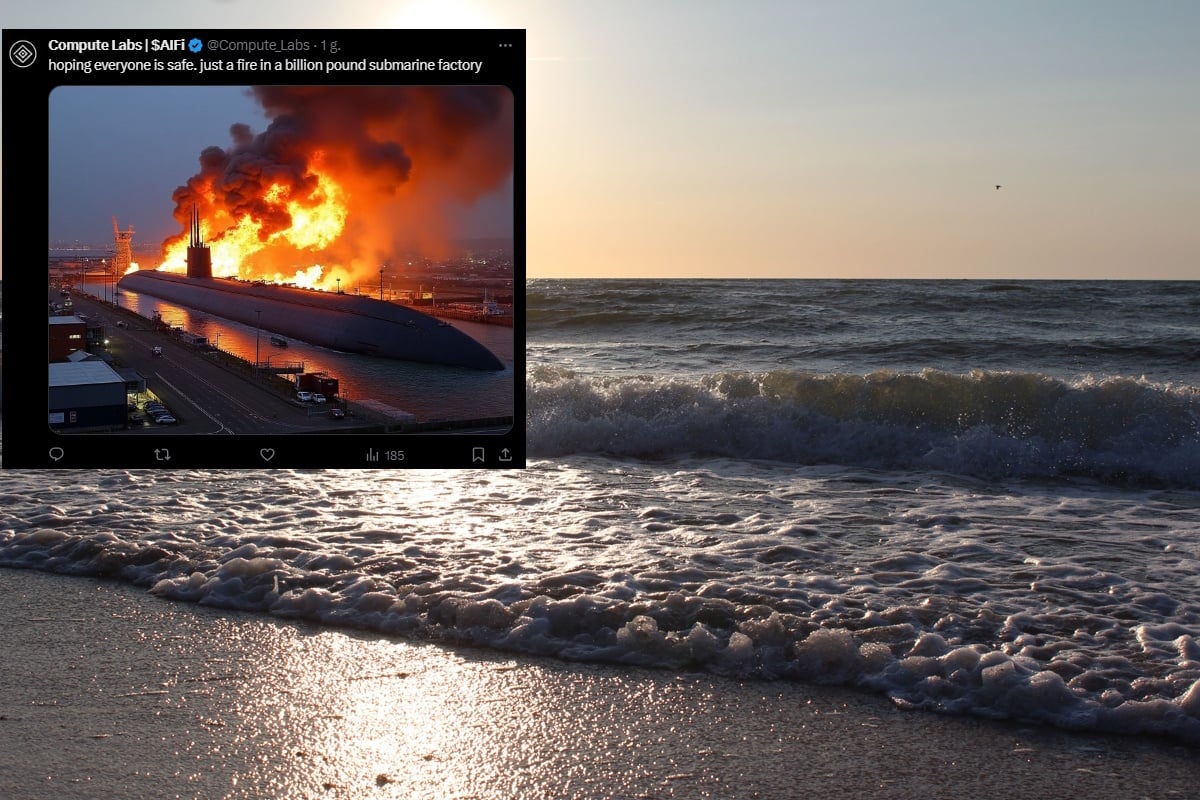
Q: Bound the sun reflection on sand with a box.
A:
[201,623,570,798]
[182,618,745,798]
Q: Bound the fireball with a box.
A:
[158,86,513,292]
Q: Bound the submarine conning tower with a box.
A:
[186,203,212,279]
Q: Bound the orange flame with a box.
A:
[157,87,513,291]
[159,163,348,290]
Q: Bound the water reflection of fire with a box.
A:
[156,86,513,292]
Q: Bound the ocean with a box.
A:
[5,279,1200,745]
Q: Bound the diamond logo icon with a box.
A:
[9,40,37,68]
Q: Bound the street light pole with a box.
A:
[254,309,262,378]
[336,277,341,294]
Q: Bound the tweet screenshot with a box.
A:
[2,29,524,468]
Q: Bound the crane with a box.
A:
[113,215,134,239]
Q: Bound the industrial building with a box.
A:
[49,361,128,430]
[48,316,87,361]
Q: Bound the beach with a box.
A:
[5,279,1199,797]
[2,567,1197,800]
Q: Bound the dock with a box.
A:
[353,399,417,424]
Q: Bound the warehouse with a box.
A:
[49,361,128,430]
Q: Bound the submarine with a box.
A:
[119,207,504,370]
[118,269,505,371]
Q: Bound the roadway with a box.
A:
[62,290,347,435]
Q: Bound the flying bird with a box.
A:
[995,184,1002,190]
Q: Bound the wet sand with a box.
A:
[1,567,1197,800]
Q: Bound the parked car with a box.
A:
[296,391,313,402]
[312,393,327,404]
[152,414,177,425]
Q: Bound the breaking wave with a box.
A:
[528,367,1200,487]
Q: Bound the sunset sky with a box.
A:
[6,0,1199,278]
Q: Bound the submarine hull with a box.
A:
[117,271,504,371]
